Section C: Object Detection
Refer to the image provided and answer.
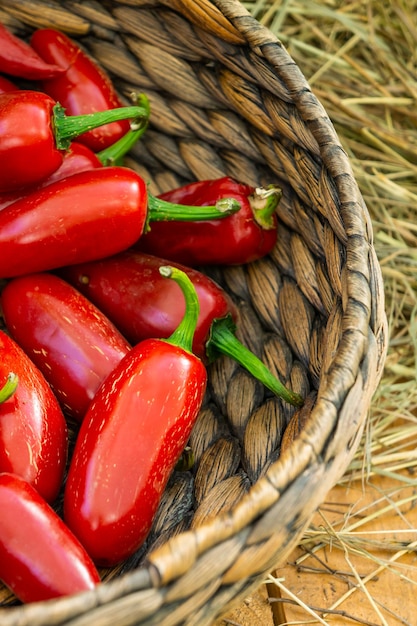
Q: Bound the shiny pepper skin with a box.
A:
[0,166,148,278]
[0,473,100,603]
[59,250,236,361]
[137,176,280,266]
[31,28,131,151]
[64,337,207,566]
[0,330,68,503]
[1,272,131,422]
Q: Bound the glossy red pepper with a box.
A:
[0,330,68,503]
[0,166,240,278]
[61,251,303,406]
[60,250,235,359]
[0,142,103,211]
[1,273,131,422]
[0,473,100,603]
[0,23,65,79]
[0,90,148,192]
[31,28,133,151]
[64,266,207,566]
[45,141,103,182]
[0,95,150,210]
[137,176,281,266]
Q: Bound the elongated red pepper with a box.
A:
[60,251,303,406]
[0,142,103,211]
[31,28,136,151]
[0,330,68,503]
[60,250,235,358]
[0,473,100,603]
[0,166,240,278]
[64,266,207,566]
[137,176,281,266]
[0,95,149,210]
[0,23,66,79]
[0,90,148,192]
[1,273,131,422]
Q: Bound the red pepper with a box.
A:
[0,330,68,503]
[45,141,103,182]
[0,75,18,94]
[0,142,103,211]
[0,95,150,210]
[61,251,303,406]
[0,473,100,603]
[0,90,148,192]
[1,273,131,422]
[31,28,134,151]
[60,250,235,358]
[0,23,66,79]
[64,266,207,566]
[0,166,240,278]
[137,176,281,266]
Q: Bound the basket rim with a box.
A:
[0,0,388,621]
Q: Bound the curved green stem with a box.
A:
[53,102,149,151]
[97,94,150,166]
[147,195,241,224]
[0,372,18,403]
[159,266,200,354]
[206,316,304,407]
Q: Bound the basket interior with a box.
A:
[0,1,387,623]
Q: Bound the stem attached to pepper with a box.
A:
[159,266,200,354]
[0,372,18,403]
[97,93,151,166]
[206,315,304,407]
[147,195,241,225]
[250,185,282,230]
[53,102,150,151]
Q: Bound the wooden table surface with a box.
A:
[216,469,417,625]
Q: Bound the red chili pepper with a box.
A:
[0,23,66,79]
[0,142,103,211]
[46,141,103,181]
[63,266,207,566]
[0,166,240,278]
[136,176,281,266]
[60,250,235,358]
[0,90,148,192]
[0,473,100,603]
[0,95,150,210]
[0,74,18,94]
[61,251,303,406]
[1,273,131,422]
[0,330,68,503]
[31,28,134,151]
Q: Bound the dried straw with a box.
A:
[220,0,417,623]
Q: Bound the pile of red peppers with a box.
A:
[0,24,304,603]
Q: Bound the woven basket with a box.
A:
[0,1,388,624]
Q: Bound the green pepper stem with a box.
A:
[53,102,149,151]
[97,94,151,165]
[159,266,200,354]
[0,372,18,403]
[207,316,304,407]
[147,195,241,223]
[250,185,282,230]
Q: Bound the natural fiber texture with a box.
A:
[0,0,387,624]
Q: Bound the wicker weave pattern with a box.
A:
[0,0,387,624]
